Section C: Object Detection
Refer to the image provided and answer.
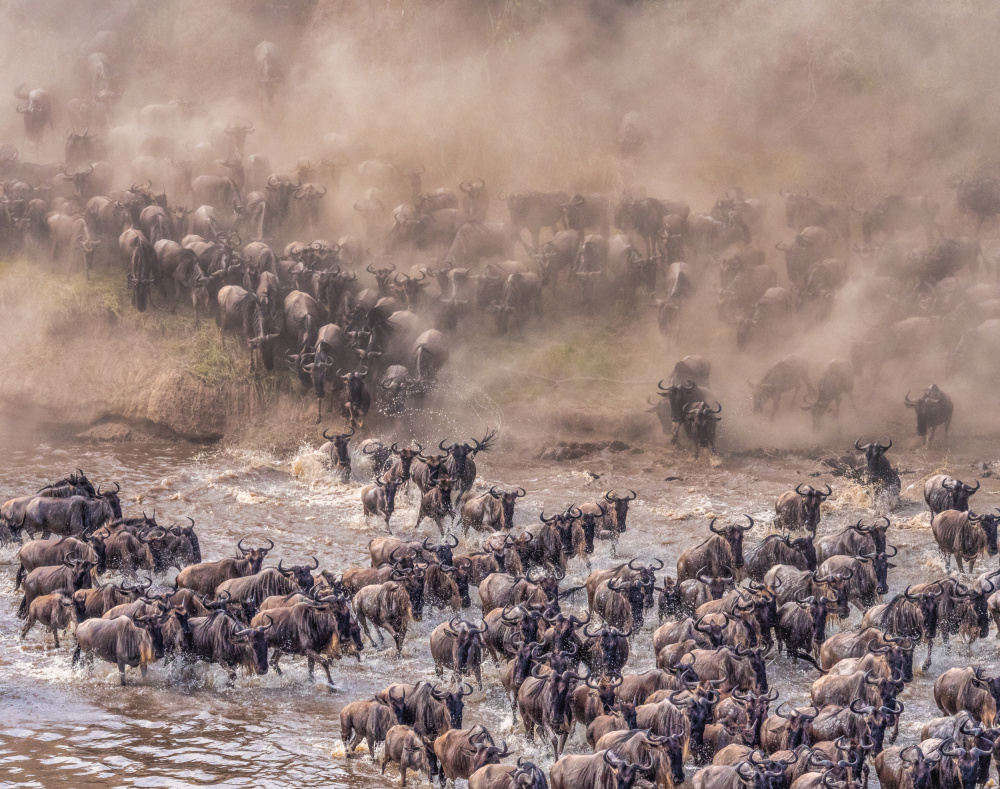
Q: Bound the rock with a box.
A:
[77,422,132,442]
[144,371,226,442]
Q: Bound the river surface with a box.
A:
[0,428,998,788]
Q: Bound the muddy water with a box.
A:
[0,429,998,788]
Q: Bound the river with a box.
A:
[0,427,996,788]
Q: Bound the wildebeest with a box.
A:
[17,535,106,585]
[744,534,817,580]
[382,724,436,786]
[180,610,273,686]
[14,85,52,145]
[676,516,753,582]
[362,476,403,533]
[935,667,1000,726]
[18,557,95,618]
[175,538,274,596]
[217,286,279,371]
[651,262,694,341]
[22,486,121,538]
[73,612,171,685]
[802,359,855,430]
[341,699,402,761]
[430,616,488,689]
[648,379,713,445]
[931,509,999,573]
[683,401,722,459]
[774,484,832,535]
[461,486,526,536]
[736,287,794,350]
[904,385,954,448]
[816,517,890,565]
[20,591,75,647]
[518,663,590,759]
[748,355,811,417]
[248,600,341,690]
[353,579,413,654]
[925,475,980,517]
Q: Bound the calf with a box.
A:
[20,591,75,647]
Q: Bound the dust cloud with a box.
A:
[0,0,998,452]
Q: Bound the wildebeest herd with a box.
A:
[3,22,1000,449]
[5,429,1000,789]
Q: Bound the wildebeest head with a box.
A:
[693,612,732,648]
[773,701,820,749]
[708,515,754,569]
[323,427,355,470]
[96,481,123,519]
[869,635,914,683]
[696,567,734,600]
[585,672,624,715]
[387,686,412,725]
[608,575,648,628]
[64,556,97,590]
[133,611,171,660]
[969,510,1000,556]
[795,591,834,646]
[526,565,565,602]
[278,556,319,590]
[540,508,579,555]
[584,623,631,675]
[903,583,943,639]
[855,438,893,475]
[444,558,473,608]
[904,387,947,437]
[232,613,272,674]
[430,681,474,728]
[941,737,993,789]
[957,581,995,639]
[675,683,721,746]
[392,565,426,621]
[602,749,656,789]
[734,643,773,692]
[423,534,458,566]
[628,557,663,609]
[944,477,980,511]
[489,486,525,530]
[375,476,401,519]
[605,489,637,533]
[859,545,898,595]
[794,484,832,533]
[390,443,422,481]
[448,616,487,672]
[237,537,274,573]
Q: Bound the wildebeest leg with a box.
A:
[357,613,378,647]
[51,625,60,648]
[19,616,34,641]
[72,645,82,666]
[956,555,964,573]
[119,659,128,685]
[270,648,284,675]
[923,639,933,670]
[307,650,336,690]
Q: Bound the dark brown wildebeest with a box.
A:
[563,194,611,238]
[248,600,339,690]
[119,228,157,311]
[73,611,175,685]
[931,510,999,573]
[430,616,488,689]
[72,580,146,622]
[646,380,710,443]
[775,226,835,287]
[215,568,300,620]
[217,285,280,371]
[748,355,811,417]
[381,724,436,787]
[16,536,105,586]
[953,175,1000,233]
[460,486,526,536]
[775,594,833,661]
[441,429,499,508]
[683,401,722,459]
[181,610,272,686]
[925,475,980,517]
[744,534,817,581]
[18,557,95,618]
[909,237,981,284]
[904,386,954,448]
[434,725,511,782]
[20,591,75,647]
[321,427,354,480]
[362,477,403,533]
[816,517,890,564]
[175,538,273,596]
[22,488,121,539]
[934,667,1000,726]
[341,699,402,762]
[416,478,455,535]
[676,517,754,582]
[518,663,590,759]
[718,263,777,323]
[353,579,413,654]
[774,484,832,535]
[533,230,582,292]
[615,194,674,258]
[549,749,654,789]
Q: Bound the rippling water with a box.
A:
[0,428,997,788]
